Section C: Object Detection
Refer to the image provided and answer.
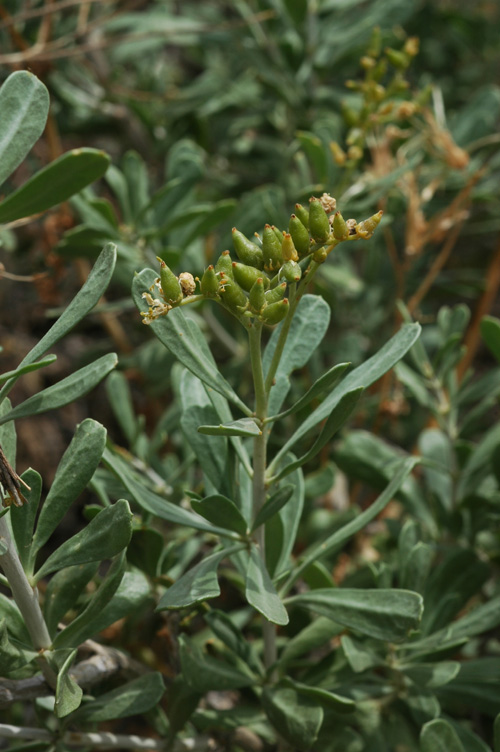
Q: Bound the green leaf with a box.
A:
[274,323,421,462]
[198,418,262,437]
[53,565,149,649]
[341,635,381,673]
[10,469,42,569]
[283,457,419,593]
[31,420,107,560]
[420,719,465,752]
[0,619,37,673]
[264,294,331,416]
[245,546,289,626]
[0,244,117,392]
[74,673,165,722]
[102,447,238,538]
[132,269,250,414]
[283,677,355,713]
[268,362,351,422]
[55,649,82,718]
[180,634,255,693]
[34,499,133,581]
[287,588,423,641]
[43,562,99,637]
[205,610,263,675]
[0,354,118,427]
[402,661,460,688]
[191,495,248,535]
[0,71,49,189]
[0,354,57,386]
[251,485,294,531]
[157,545,244,610]
[261,683,323,751]
[271,387,363,481]
[279,616,343,668]
[0,148,111,223]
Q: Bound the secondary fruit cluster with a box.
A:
[141,194,382,326]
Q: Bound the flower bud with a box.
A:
[232,228,264,269]
[329,142,347,166]
[265,281,287,303]
[215,250,234,279]
[249,277,266,314]
[355,210,383,239]
[261,299,289,325]
[280,260,302,283]
[385,47,409,69]
[157,257,182,305]
[281,232,299,262]
[200,265,219,297]
[233,261,270,292]
[308,198,331,243]
[333,211,349,241]
[219,273,248,313]
[262,224,283,272]
[294,203,309,229]
[312,247,328,264]
[289,214,311,257]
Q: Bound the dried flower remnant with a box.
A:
[0,444,30,508]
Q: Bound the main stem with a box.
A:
[0,516,56,687]
[248,322,277,672]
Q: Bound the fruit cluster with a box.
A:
[141,194,382,326]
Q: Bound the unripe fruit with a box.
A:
[281,232,299,262]
[215,250,234,279]
[200,265,220,297]
[309,198,331,243]
[333,211,349,241]
[355,210,383,239]
[280,260,302,283]
[249,278,266,314]
[265,281,287,303]
[289,214,311,257]
[233,262,270,292]
[262,224,283,273]
[157,257,182,304]
[261,299,289,325]
[232,228,264,269]
[294,203,309,229]
[219,273,248,312]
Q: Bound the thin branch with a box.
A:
[0,0,112,32]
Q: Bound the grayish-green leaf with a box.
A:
[34,499,132,581]
[287,588,423,641]
[264,294,331,416]
[271,387,363,481]
[268,362,351,422]
[0,244,117,406]
[44,562,99,637]
[31,420,106,559]
[180,634,255,693]
[481,315,500,364]
[0,355,57,387]
[274,323,421,462]
[191,496,248,535]
[0,149,111,224]
[245,546,289,626]
[102,446,238,538]
[420,719,465,752]
[74,673,165,722]
[157,545,244,610]
[198,418,261,437]
[0,71,49,189]
[0,354,117,427]
[55,649,82,718]
[251,485,294,531]
[10,469,41,570]
[283,457,418,593]
[283,677,355,713]
[132,269,250,413]
[261,683,323,751]
[279,616,343,668]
